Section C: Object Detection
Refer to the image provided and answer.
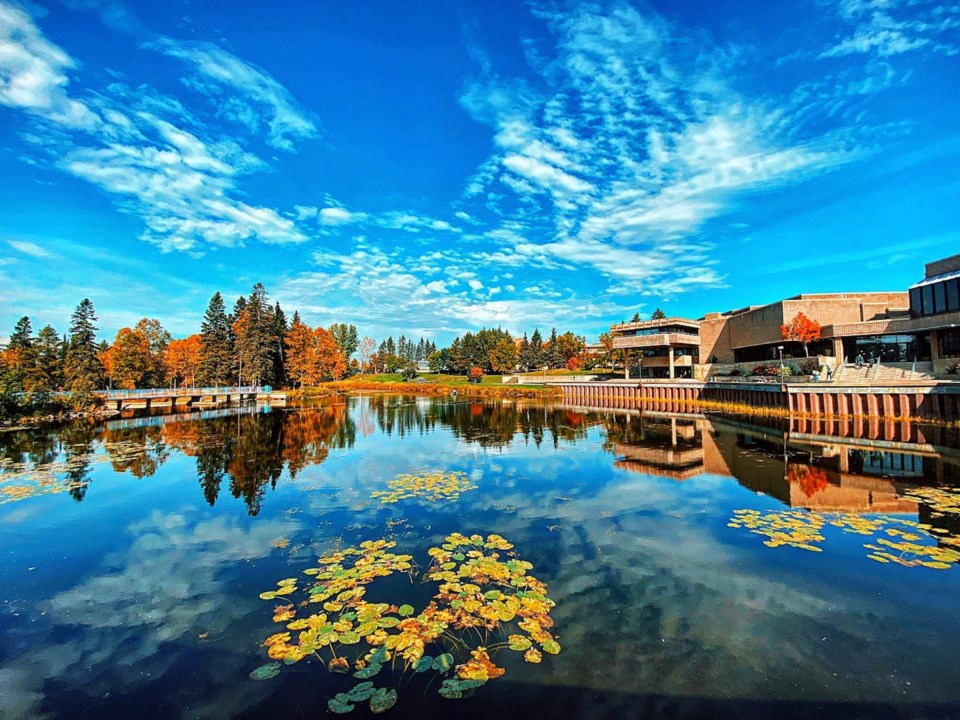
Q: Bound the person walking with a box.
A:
[855,352,864,369]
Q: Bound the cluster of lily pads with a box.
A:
[370,470,477,505]
[0,457,90,505]
[251,534,560,714]
[728,508,960,569]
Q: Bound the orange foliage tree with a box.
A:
[780,312,821,357]
[165,334,202,388]
[103,327,152,389]
[285,316,346,387]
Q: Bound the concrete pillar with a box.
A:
[668,347,675,379]
[624,350,631,380]
[832,337,844,362]
[931,329,941,361]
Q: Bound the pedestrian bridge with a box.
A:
[95,386,268,411]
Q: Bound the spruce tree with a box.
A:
[529,329,544,369]
[64,299,105,393]
[200,292,233,386]
[26,325,63,392]
[272,302,288,387]
[234,283,275,386]
[518,333,532,371]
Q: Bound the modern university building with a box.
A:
[611,253,960,380]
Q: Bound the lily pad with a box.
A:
[327,695,355,714]
[398,604,415,617]
[433,653,455,672]
[248,662,281,681]
[369,687,398,714]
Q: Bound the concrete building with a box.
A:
[609,253,960,379]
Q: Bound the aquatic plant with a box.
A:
[252,534,559,714]
[371,470,477,505]
[728,508,960,569]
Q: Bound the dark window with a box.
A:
[910,287,922,316]
[922,285,934,315]
[948,279,960,312]
[940,328,960,358]
[935,281,947,314]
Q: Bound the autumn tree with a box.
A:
[199,292,232,386]
[134,318,171,387]
[285,315,347,387]
[488,337,519,374]
[104,327,152,389]
[554,331,585,364]
[165,335,202,387]
[780,312,822,357]
[64,298,104,393]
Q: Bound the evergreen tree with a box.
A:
[529,329,544,369]
[26,325,63,392]
[233,283,275,386]
[651,307,666,319]
[64,298,104,393]
[330,323,359,361]
[272,302,288,387]
[200,292,233,386]
[3,316,33,390]
[547,328,563,369]
[518,333,532,371]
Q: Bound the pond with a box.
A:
[2,396,960,719]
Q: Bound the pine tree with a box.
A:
[3,316,33,390]
[330,323,359,361]
[518,333,532,371]
[651,307,666,319]
[200,292,233,386]
[272,302,288,387]
[547,328,563,369]
[26,325,62,392]
[233,283,275,386]
[64,299,104,393]
[529,329,544,369]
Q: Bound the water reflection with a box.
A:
[3,397,960,719]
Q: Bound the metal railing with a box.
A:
[95,386,262,399]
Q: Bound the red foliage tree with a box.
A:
[780,312,821,357]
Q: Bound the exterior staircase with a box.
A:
[833,361,936,384]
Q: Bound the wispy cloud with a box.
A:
[822,0,960,58]
[6,238,52,258]
[0,1,312,253]
[148,38,319,151]
[458,3,853,294]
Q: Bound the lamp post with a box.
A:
[778,345,784,379]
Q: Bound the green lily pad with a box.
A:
[347,681,376,702]
[398,604,415,617]
[433,653,455,672]
[353,662,382,679]
[414,655,433,673]
[339,630,361,644]
[378,617,400,628]
[540,639,561,655]
[327,695,355,714]
[248,662,281,681]
[369,687,398,714]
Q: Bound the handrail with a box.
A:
[96,386,262,399]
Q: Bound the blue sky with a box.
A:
[1,0,958,346]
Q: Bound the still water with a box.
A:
[2,396,960,719]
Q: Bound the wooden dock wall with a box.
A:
[556,381,960,420]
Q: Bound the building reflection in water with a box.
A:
[580,398,960,525]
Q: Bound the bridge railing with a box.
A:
[95,386,262,399]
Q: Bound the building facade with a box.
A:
[609,253,960,379]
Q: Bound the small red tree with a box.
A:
[469,366,484,383]
[566,356,582,371]
[780,312,821,357]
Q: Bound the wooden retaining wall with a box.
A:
[556,381,960,420]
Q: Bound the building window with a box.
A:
[940,328,960,358]
[935,282,947,314]
[910,287,922,316]
[842,333,931,362]
[922,285,934,315]
[948,279,960,312]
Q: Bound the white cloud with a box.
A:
[823,0,959,58]
[149,38,319,151]
[319,206,361,225]
[6,239,52,258]
[0,2,100,128]
[0,3,311,253]
[468,279,484,291]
